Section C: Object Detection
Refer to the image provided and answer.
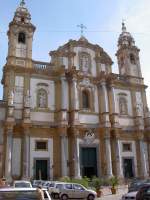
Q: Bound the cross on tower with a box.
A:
[122,19,126,32]
[20,0,25,7]
[77,24,87,36]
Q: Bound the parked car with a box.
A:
[0,187,51,200]
[43,181,55,189]
[32,180,45,188]
[122,191,138,200]
[128,179,150,192]
[48,182,97,200]
[136,184,150,200]
[13,180,32,188]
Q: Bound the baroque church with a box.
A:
[0,1,150,182]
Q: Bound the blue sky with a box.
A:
[0,0,150,106]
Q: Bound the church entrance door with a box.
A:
[123,158,134,178]
[80,147,97,178]
[35,159,48,180]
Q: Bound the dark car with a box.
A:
[136,184,150,200]
[128,179,150,192]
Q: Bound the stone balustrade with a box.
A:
[33,60,50,70]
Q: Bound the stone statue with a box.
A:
[119,98,127,114]
[38,90,47,108]
[24,90,30,107]
[8,90,14,106]
[136,103,142,116]
[81,55,89,72]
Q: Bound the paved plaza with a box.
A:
[96,185,128,200]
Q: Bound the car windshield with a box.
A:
[0,191,39,200]
[15,183,31,188]
[48,183,55,187]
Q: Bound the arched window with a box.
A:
[18,32,26,44]
[37,89,47,108]
[119,97,128,115]
[130,54,136,65]
[82,90,90,109]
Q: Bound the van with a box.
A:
[0,187,51,200]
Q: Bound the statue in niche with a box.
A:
[8,90,14,106]
[24,90,30,107]
[38,89,47,108]
[136,103,142,116]
[119,97,127,115]
[80,54,89,72]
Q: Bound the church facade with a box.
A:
[0,1,150,182]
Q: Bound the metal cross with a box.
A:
[122,19,126,32]
[77,24,87,36]
[20,0,25,7]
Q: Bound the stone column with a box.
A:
[70,77,79,125]
[61,134,68,177]
[60,77,68,123]
[61,77,68,110]
[101,81,109,112]
[100,81,110,127]
[5,128,13,182]
[115,139,124,178]
[104,130,113,177]
[73,131,81,179]
[22,128,30,179]
[110,83,119,127]
[72,77,79,110]
[139,139,149,177]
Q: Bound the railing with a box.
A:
[33,60,51,70]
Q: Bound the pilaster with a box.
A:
[22,127,30,180]
[99,81,110,128]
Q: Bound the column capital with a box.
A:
[5,124,14,134]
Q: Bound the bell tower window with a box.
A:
[18,32,26,44]
[21,17,25,23]
[130,54,136,65]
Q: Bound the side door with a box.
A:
[72,183,86,199]
[64,183,74,198]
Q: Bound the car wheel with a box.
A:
[87,194,95,200]
[54,193,59,199]
[61,194,68,200]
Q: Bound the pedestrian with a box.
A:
[36,186,45,200]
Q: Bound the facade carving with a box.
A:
[0,3,150,182]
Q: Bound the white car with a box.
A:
[49,182,97,200]
[0,187,51,200]
[122,191,138,200]
[13,180,32,188]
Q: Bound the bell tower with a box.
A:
[7,0,36,67]
[116,22,142,78]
